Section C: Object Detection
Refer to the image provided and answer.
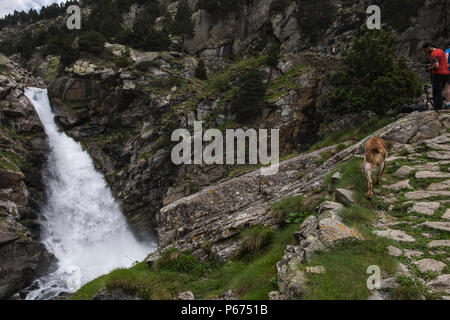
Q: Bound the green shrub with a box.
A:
[240,226,274,255]
[78,31,105,55]
[195,60,208,80]
[328,28,421,115]
[231,68,267,123]
[296,0,336,43]
[270,195,309,224]
[153,248,205,275]
[114,56,131,68]
[136,60,160,72]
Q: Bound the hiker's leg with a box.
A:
[446,76,450,106]
[432,75,445,109]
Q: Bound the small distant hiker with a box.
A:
[422,43,450,110]
[332,46,336,56]
[445,42,450,108]
[323,44,328,55]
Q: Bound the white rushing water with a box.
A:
[24,88,155,300]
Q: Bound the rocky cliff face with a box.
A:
[0,55,54,299]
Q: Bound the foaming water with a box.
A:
[24,88,155,300]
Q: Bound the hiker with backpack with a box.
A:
[445,42,450,108]
[422,43,450,110]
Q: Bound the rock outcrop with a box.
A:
[0,54,54,299]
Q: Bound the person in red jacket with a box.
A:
[423,43,450,109]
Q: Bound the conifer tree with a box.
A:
[172,0,195,53]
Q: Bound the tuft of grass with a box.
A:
[240,226,275,256]
[73,225,299,300]
[309,117,394,152]
[302,240,398,300]
[270,195,310,224]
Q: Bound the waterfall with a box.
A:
[23,88,155,300]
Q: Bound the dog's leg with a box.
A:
[365,161,373,199]
[376,153,387,185]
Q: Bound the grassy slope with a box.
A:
[73,113,411,300]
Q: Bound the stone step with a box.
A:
[428,151,450,160]
[428,135,450,145]
[416,221,450,232]
[428,240,450,248]
[405,190,450,200]
[408,202,440,216]
[373,229,415,242]
[393,164,441,178]
[386,180,413,191]
[425,140,450,152]
[416,171,450,179]
[427,180,450,191]
[443,209,450,220]
[413,259,447,274]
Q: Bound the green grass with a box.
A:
[302,240,398,300]
[309,117,394,152]
[73,225,298,300]
[270,195,311,224]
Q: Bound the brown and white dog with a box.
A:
[364,137,388,199]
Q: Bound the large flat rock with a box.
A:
[428,240,450,248]
[415,171,450,179]
[404,190,450,200]
[373,229,415,242]
[427,180,450,191]
[417,221,450,232]
[413,259,447,273]
[428,151,450,160]
[408,202,440,216]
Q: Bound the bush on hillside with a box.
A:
[195,60,208,80]
[231,68,267,123]
[296,0,336,43]
[78,31,105,55]
[328,28,421,115]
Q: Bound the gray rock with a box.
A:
[404,249,423,259]
[331,172,342,184]
[408,202,440,216]
[404,190,450,200]
[373,229,415,242]
[428,240,450,248]
[415,171,450,179]
[427,180,450,191]
[426,274,450,293]
[417,221,450,232]
[335,188,354,206]
[319,218,363,243]
[442,209,450,220]
[387,180,413,191]
[268,291,281,300]
[178,291,195,300]
[428,151,450,160]
[387,245,402,257]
